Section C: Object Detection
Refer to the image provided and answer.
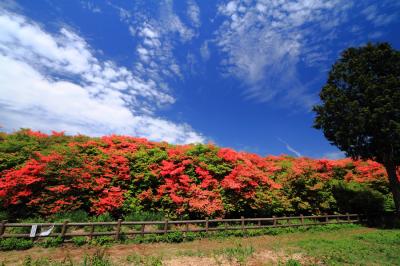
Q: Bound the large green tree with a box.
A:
[313,42,400,213]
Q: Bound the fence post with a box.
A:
[300,214,304,225]
[205,217,209,233]
[0,220,6,237]
[325,213,329,223]
[164,219,169,234]
[141,224,145,237]
[60,221,68,241]
[89,224,94,241]
[273,216,277,227]
[115,219,122,240]
[241,216,245,231]
[258,219,261,227]
[185,222,189,233]
[346,213,350,222]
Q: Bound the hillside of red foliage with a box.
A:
[0,129,397,219]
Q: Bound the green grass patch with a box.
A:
[288,229,400,265]
[213,242,255,265]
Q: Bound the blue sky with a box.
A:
[0,0,399,158]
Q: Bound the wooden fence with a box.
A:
[0,213,362,241]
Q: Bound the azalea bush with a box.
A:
[0,129,397,220]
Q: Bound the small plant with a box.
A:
[126,253,163,266]
[286,259,302,266]
[72,236,87,246]
[90,236,114,246]
[0,238,33,251]
[39,237,64,248]
[165,231,184,243]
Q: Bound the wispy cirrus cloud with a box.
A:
[0,9,204,144]
[214,0,399,109]
[278,138,302,157]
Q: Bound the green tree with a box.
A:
[313,43,400,213]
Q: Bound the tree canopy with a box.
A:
[313,42,400,213]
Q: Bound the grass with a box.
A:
[288,229,400,265]
[0,225,399,265]
[21,249,112,266]
[212,242,255,265]
[126,253,162,266]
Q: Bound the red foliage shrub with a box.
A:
[0,130,397,218]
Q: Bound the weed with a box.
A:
[82,249,112,266]
[126,253,162,266]
[213,243,255,265]
[285,259,302,266]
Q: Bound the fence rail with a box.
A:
[0,213,362,240]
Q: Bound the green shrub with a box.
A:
[0,238,33,251]
[90,236,114,246]
[39,237,63,248]
[124,211,164,221]
[72,236,87,246]
[165,231,184,243]
[332,181,386,214]
[183,232,198,241]
[91,213,113,222]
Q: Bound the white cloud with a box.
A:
[159,0,195,42]
[80,1,102,13]
[187,0,201,28]
[214,0,398,109]
[0,10,204,144]
[278,138,302,157]
[124,0,201,87]
[200,41,210,61]
[322,151,345,160]
[361,4,397,26]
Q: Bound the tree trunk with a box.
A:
[384,162,400,215]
